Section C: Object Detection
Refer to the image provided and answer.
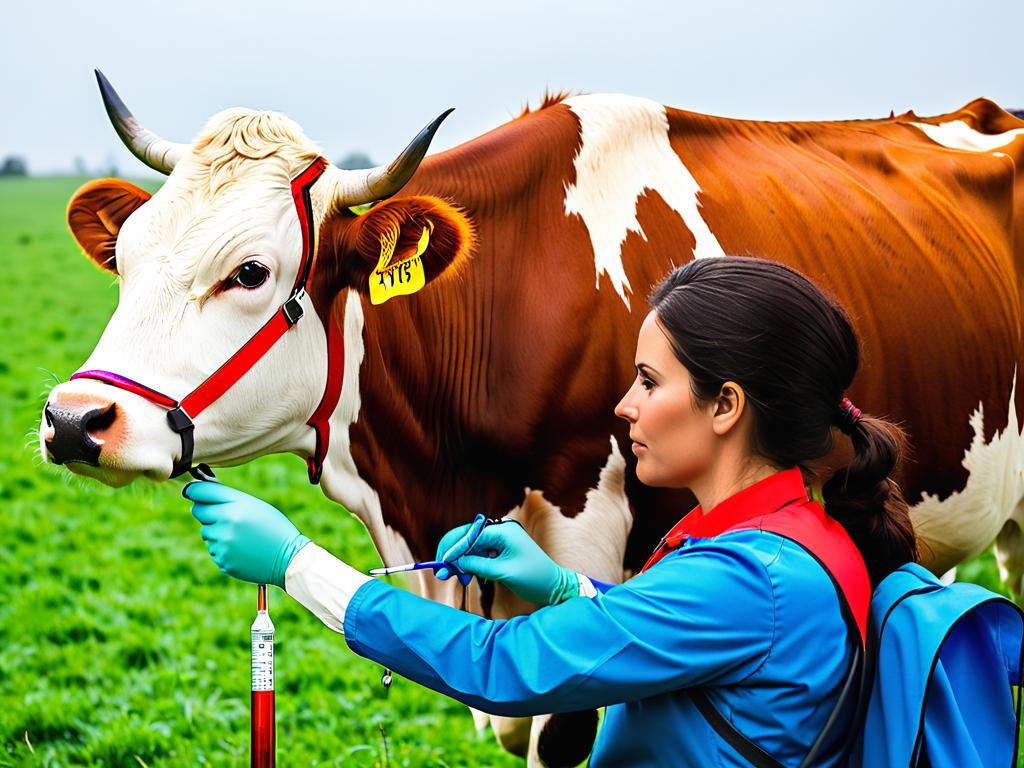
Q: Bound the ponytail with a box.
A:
[822,412,918,588]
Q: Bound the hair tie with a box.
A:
[837,397,863,433]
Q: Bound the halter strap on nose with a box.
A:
[71,157,343,483]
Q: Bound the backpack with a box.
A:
[691,515,1024,767]
[850,562,1024,768]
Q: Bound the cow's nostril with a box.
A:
[85,403,117,436]
[43,402,107,466]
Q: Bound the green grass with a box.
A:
[0,176,1018,766]
[0,177,521,766]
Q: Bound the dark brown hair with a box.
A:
[649,256,917,587]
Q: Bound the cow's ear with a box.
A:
[67,179,152,273]
[320,195,474,301]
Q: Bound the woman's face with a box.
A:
[614,311,716,488]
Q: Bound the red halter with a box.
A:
[72,157,344,483]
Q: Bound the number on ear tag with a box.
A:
[369,221,431,306]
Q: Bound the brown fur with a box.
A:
[67,179,151,273]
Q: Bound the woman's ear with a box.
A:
[316,195,475,304]
[711,380,747,436]
[67,179,152,273]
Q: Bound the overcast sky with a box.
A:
[4,0,1022,176]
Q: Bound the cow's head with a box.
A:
[40,72,473,486]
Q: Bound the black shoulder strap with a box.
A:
[690,639,863,768]
[690,687,784,768]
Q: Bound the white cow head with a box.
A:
[40,72,473,486]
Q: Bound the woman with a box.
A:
[185,257,918,767]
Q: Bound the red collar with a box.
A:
[641,467,808,571]
[639,466,870,647]
[676,466,807,538]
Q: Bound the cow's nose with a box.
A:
[43,401,118,466]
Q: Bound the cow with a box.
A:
[40,70,1024,767]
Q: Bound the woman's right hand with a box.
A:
[434,518,580,606]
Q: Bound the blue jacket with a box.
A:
[344,469,858,766]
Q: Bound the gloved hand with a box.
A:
[434,514,489,587]
[434,518,580,605]
[183,481,311,589]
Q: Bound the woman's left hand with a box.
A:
[183,481,310,589]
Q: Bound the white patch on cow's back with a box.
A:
[910,120,1024,152]
[563,94,726,310]
[910,371,1024,579]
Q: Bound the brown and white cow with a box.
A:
[41,72,1024,766]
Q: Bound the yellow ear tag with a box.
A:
[369,221,431,306]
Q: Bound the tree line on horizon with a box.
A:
[0,150,375,179]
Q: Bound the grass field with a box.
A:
[0,176,1016,767]
[0,177,524,766]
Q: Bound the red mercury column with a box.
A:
[251,584,275,768]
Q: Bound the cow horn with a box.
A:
[330,108,454,206]
[95,69,187,175]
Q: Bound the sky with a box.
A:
[4,0,1023,177]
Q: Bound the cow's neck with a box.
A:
[315,107,589,566]
[315,272,520,568]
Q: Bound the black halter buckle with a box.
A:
[166,406,193,434]
[166,406,195,478]
[283,292,305,326]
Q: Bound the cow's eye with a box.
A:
[231,261,270,290]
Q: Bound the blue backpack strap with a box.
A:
[861,562,1024,767]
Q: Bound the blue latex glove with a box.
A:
[434,513,488,587]
[183,481,310,589]
[434,518,579,605]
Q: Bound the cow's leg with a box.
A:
[995,511,1024,596]
[498,437,633,768]
[487,715,531,757]
[528,711,600,768]
[470,708,492,739]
